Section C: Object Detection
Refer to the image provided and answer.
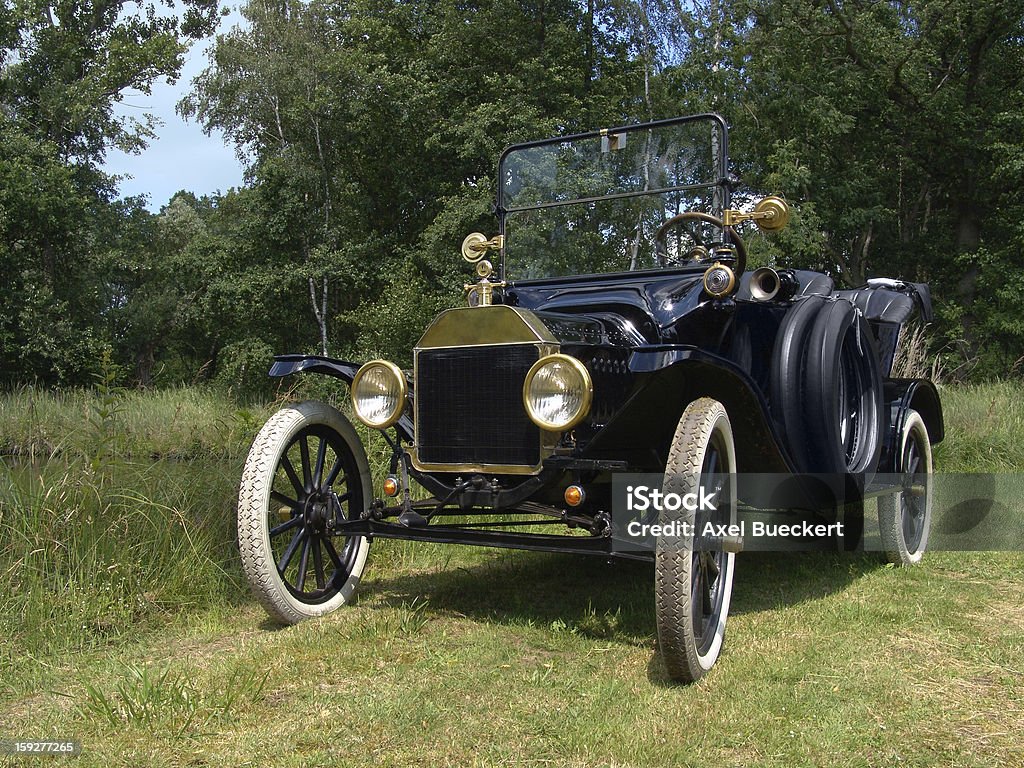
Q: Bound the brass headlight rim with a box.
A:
[702,262,737,298]
[522,353,594,432]
[351,359,408,430]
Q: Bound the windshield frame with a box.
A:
[496,113,732,283]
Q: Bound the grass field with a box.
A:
[1,383,1022,766]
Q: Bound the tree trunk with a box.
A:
[584,0,593,92]
[629,54,654,271]
[135,341,156,387]
[955,201,982,340]
[309,275,328,356]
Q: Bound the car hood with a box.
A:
[506,269,709,344]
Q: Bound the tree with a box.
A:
[0,121,100,381]
[2,0,219,162]
[0,0,219,384]
[664,0,1024,374]
[182,0,648,365]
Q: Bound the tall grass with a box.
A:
[0,385,266,671]
[0,460,243,658]
[933,380,1024,471]
[1,379,1021,675]
[0,385,269,462]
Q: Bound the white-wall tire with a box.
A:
[238,401,371,624]
[879,409,932,566]
[655,397,737,682]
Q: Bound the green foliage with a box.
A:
[80,662,269,731]
[1,0,1022,384]
[214,338,278,400]
[0,120,105,383]
[690,0,1024,374]
[1,0,218,162]
[87,348,127,473]
[0,0,219,386]
[346,266,457,366]
[169,0,649,377]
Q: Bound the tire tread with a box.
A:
[655,397,735,682]
[237,402,370,625]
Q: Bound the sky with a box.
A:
[104,8,247,211]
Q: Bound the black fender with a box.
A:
[581,345,797,474]
[269,354,415,442]
[880,378,944,473]
[270,354,361,381]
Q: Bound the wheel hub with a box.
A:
[304,494,329,532]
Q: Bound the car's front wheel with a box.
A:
[238,401,371,624]
[655,397,737,683]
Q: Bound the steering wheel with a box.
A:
[653,211,748,277]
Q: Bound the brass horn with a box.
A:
[749,267,799,302]
[750,267,782,301]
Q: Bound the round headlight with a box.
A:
[523,354,593,431]
[351,360,407,429]
[702,262,736,297]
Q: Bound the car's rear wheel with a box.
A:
[655,397,737,683]
[238,401,371,624]
[879,409,932,565]
[771,297,883,476]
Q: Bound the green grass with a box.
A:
[0,382,1022,766]
[2,550,1021,766]
[0,460,244,659]
[933,381,1024,471]
[0,385,271,462]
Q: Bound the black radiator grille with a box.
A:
[416,345,540,467]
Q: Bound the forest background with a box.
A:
[2,0,1022,392]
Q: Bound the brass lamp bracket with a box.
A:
[464,278,508,307]
[461,232,505,263]
[461,234,506,306]
[721,196,790,232]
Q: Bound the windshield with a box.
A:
[498,114,731,281]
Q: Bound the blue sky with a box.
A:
[104,7,247,211]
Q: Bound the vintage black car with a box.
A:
[237,113,942,682]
